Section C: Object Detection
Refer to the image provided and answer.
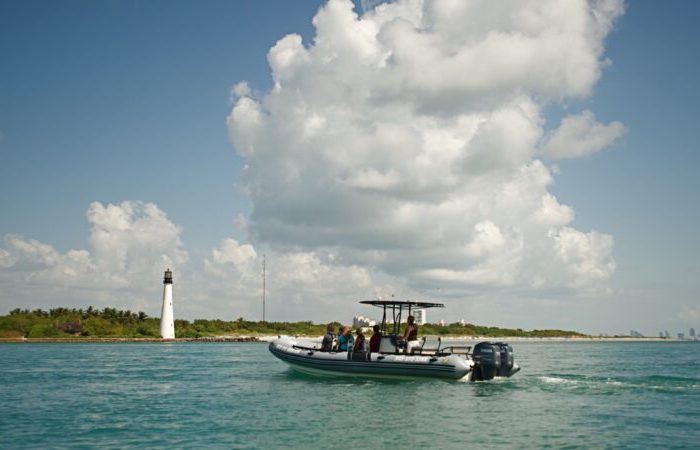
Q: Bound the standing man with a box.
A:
[320,323,336,351]
[403,315,419,354]
[369,325,381,352]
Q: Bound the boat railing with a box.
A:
[408,336,471,356]
[437,345,472,356]
[292,344,327,353]
[289,340,472,358]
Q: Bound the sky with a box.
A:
[1,0,698,336]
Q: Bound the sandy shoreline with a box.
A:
[0,336,261,344]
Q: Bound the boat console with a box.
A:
[377,335,398,353]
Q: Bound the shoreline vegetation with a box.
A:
[0,307,678,343]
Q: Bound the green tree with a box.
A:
[28,323,61,338]
[82,316,121,336]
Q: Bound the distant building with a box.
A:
[659,332,664,339]
[690,328,696,339]
[438,319,446,326]
[630,330,643,338]
[677,333,685,340]
[413,309,426,325]
[57,322,82,335]
[664,330,670,338]
[352,316,376,329]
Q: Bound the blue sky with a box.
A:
[1,0,317,252]
[1,0,698,335]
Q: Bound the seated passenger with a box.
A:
[369,325,381,352]
[320,323,336,352]
[337,326,353,351]
[354,328,367,352]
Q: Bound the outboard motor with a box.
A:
[493,342,514,377]
[472,342,501,381]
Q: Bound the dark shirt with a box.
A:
[369,333,381,352]
[320,332,336,351]
[405,324,417,341]
[354,335,366,352]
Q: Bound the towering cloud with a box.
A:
[227,0,624,293]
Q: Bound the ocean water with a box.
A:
[0,341,698,449]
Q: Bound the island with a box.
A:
[0,306,591,342]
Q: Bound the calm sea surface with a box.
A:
[1,341,698,449]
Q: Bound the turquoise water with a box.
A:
[1,341,698,449]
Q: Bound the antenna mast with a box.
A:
[262,254,266,322]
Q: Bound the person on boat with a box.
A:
[320,323,337,352]
[337,326,353,351]
[402,315,419,353]
[354,328,367,352]
[369,325,381,352]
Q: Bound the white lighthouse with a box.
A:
[160,268,175,339]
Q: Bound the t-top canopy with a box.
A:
[359,300,445,309]
[360,300,445,335]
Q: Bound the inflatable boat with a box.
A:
[268,300,520,381]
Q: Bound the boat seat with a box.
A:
[408,337,427,355]
[350,350,369,361]
[410,337,449,355]
[411,347,438,355]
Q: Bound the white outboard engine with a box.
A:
[472,342,501,381]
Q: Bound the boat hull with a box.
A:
[269,338,471,380]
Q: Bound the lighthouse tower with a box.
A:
[160,268,175,339]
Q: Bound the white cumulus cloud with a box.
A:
[227,0,623,295]
[0,1,631,324]
[0,201,188,311]
[202,238,376,321]
[542,110,626,159]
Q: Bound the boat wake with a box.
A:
[537,374,699,394]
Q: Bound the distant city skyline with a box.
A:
[1,0,699,335]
